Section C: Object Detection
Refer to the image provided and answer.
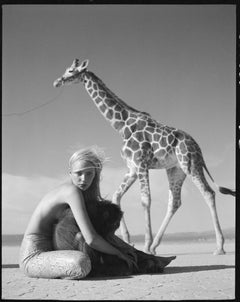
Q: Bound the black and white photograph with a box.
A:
[2,2,236,300]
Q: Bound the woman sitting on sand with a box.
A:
[19,146,176,280]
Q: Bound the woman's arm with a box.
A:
[66,186,126,258]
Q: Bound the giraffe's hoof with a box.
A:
[123,237,131,244]
[144,249,151,254]
[149,248,156,255]
[144,247,151,254]
[213,248,226,255]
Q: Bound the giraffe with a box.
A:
[53,59,235,255]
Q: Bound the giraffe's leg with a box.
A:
[112,168,137,244]
[137,167,153,254]
[190,169,225,255]
[150,166,186,255]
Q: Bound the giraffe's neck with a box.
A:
[82,70,137,134]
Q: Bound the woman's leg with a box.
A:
[24,250,91,279]
[53,210,107,276]
[53,207,176,276]
[19,234,91,280]
[53,209,132,277]
[53,209,85,251]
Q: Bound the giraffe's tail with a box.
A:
[203,162,235,197]
[218,186,236,196]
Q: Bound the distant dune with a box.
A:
[2,227,235,246]
[131,227,235,243]
[2,234,24,246]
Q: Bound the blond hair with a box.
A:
[69,146,106,202]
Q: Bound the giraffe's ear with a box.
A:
[77,59,89,72]
[70,59,80,69]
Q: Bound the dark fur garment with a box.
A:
[86,199,123,236]
[55,199,173,277]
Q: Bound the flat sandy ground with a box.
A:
[2,240,235,300]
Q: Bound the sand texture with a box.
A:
[2,241,235,300]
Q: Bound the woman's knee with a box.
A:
[65,252,92,279]
[20,251,92,280]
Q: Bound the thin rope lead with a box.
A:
[2,89,64,117]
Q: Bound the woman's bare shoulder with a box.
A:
[59,181,79,195]
[51,181,83,202]
[40,181,76,202]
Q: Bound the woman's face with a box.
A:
[70,160,96,191]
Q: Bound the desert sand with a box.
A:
[2,241,235,300]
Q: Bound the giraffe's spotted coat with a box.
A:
[53,59,234,255]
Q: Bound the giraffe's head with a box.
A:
[53,59,89,88]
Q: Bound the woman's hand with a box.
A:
[117,251,139,272]
[105,234,138,264]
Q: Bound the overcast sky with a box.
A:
[2,4,236,239]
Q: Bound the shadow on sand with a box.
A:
[165,264,235,274]
[161,250,235,256]
[2,264,19,268]
[83,264,235,281]
[2,264,234,281]
[83,264,235,280]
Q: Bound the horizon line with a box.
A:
[2,226,235,237]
